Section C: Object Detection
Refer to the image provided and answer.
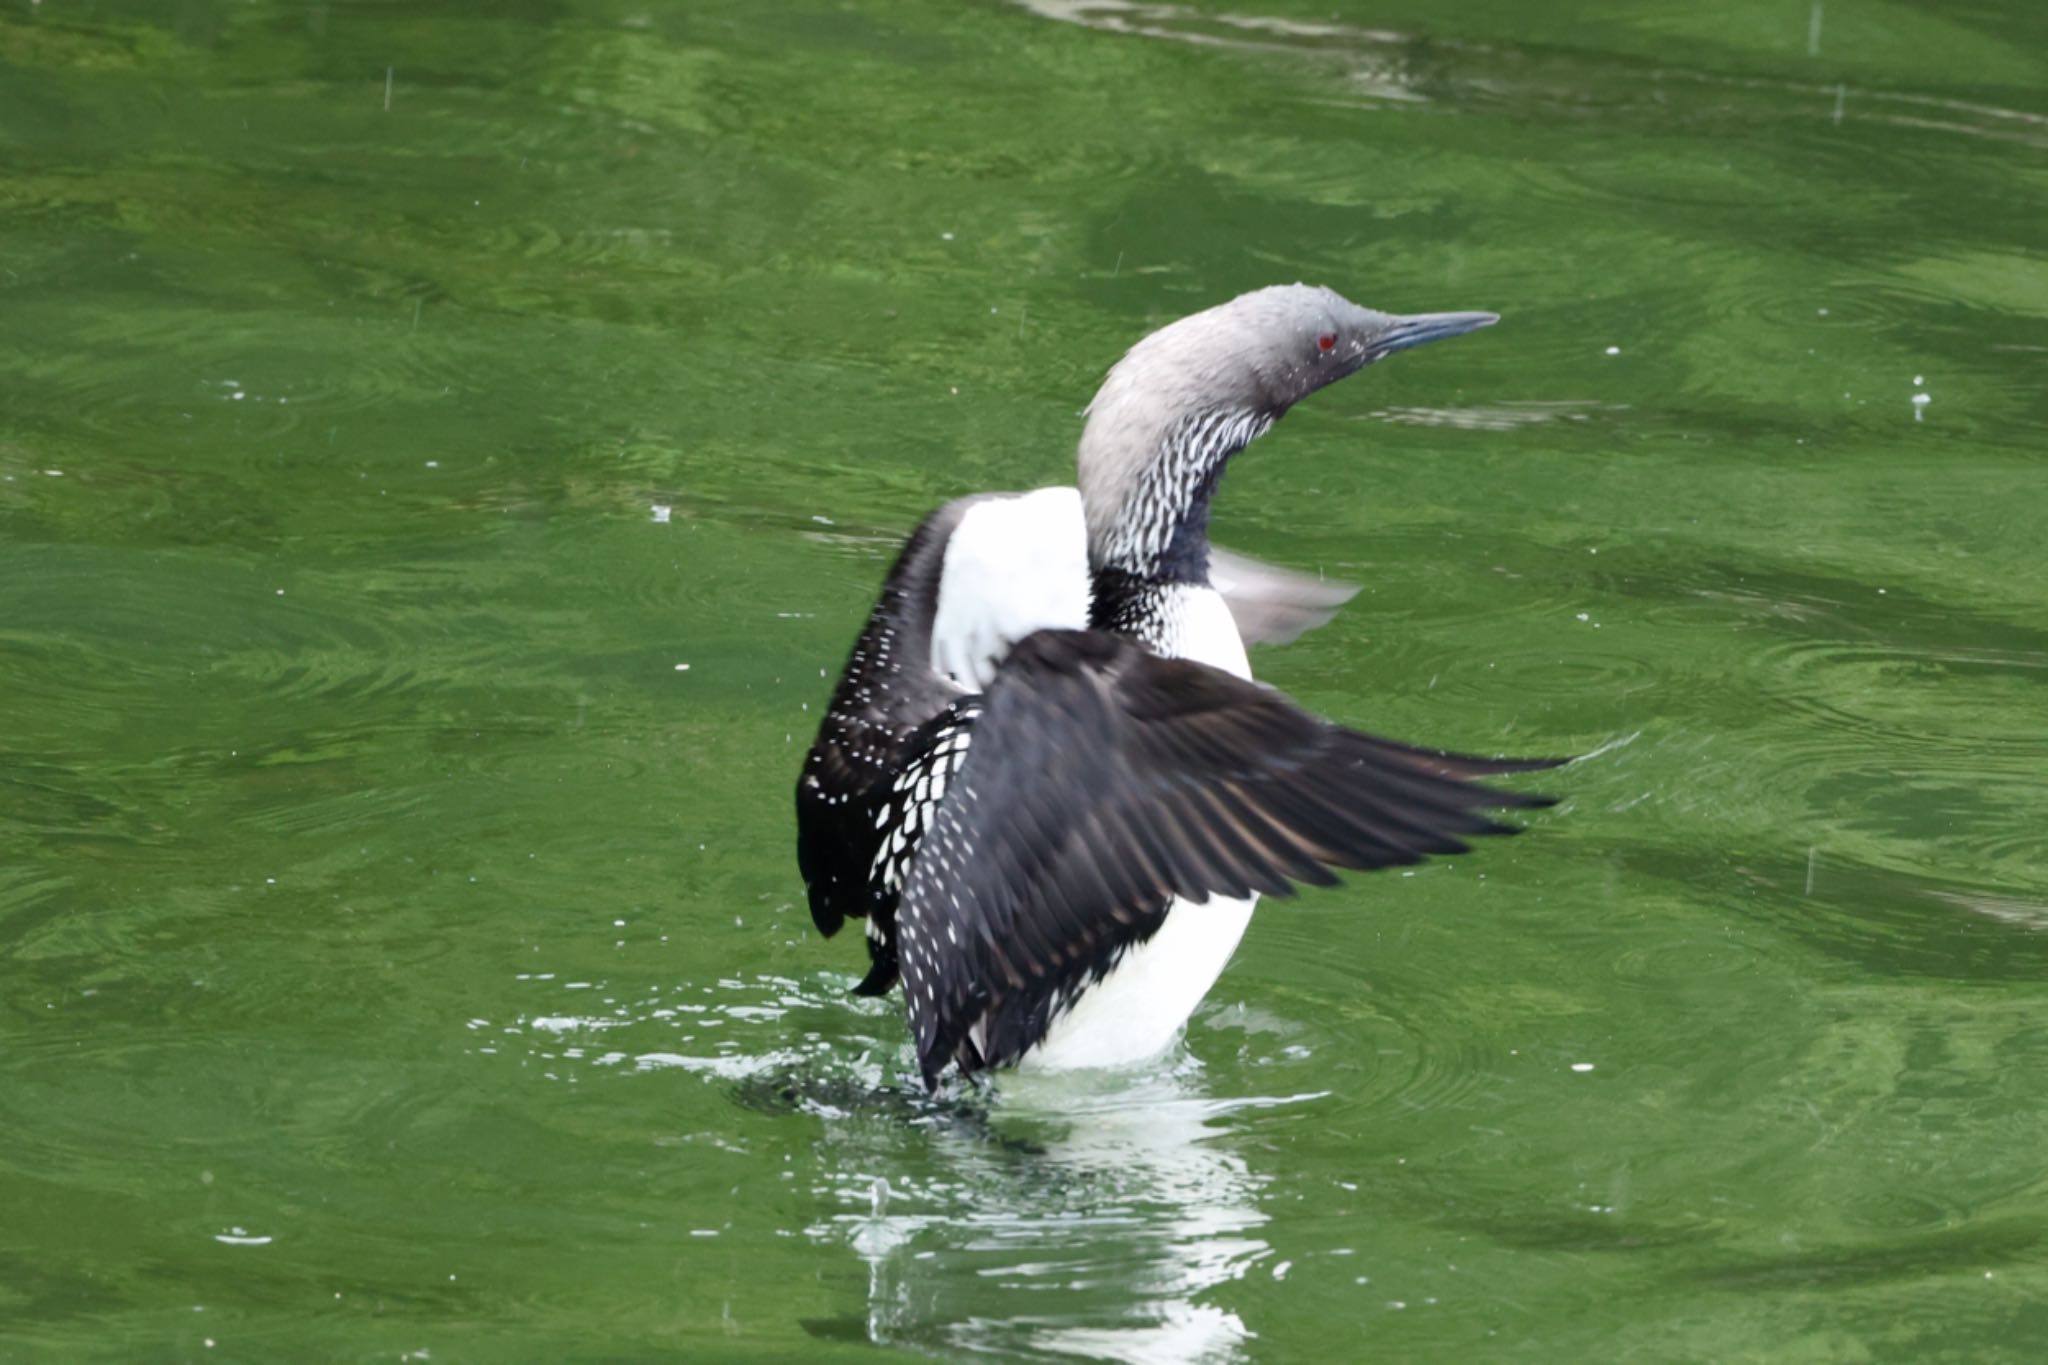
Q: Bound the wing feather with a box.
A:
[797,491,1090,993]
[894,628,1564,1086]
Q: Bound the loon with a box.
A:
[796,284,1559,1089]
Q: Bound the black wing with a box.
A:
[893,628,1562,1087]
[837,698,982,997]
[796,501,979,955]
[796,491,1088,994]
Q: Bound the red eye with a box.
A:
[1316,332,1337,352]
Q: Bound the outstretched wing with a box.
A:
[892,628,1561,1087]
[1208,545,1359,646]
[796,502,972,946]
[837,697,982,997]
[796,489,1089,989]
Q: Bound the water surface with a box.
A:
[4,0,2048,1358]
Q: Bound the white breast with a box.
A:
[1021,582,1258,1073]
[1155,583,1253,679]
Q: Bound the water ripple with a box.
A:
[460,969,1302,1359]
[1015,0,2048,148]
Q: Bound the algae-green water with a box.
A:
[5,1,2048,1358]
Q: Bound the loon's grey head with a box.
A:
[1078,283,1496,576]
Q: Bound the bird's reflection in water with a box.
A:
[796,1055,1326,1362]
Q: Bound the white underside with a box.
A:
[1018,889,1257,1070]
[1023,585,1258,1072]
[929,487,1091,690]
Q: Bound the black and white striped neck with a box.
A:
[1086,566,1174,650]
[1084,406,1276,586]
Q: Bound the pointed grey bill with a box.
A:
[1371,310,1499,356]
[1209,546,1359,647]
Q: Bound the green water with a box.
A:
[5,0,2048,1358]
